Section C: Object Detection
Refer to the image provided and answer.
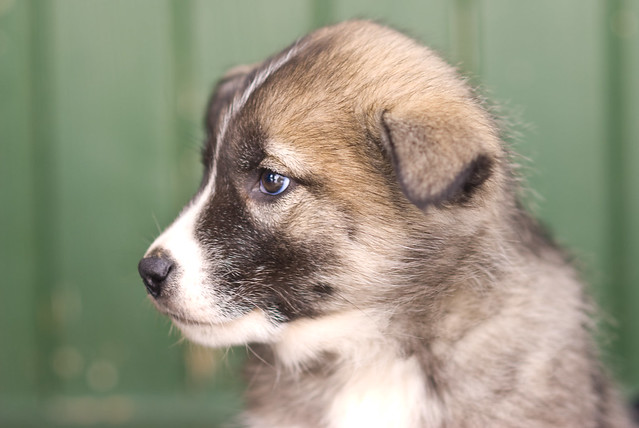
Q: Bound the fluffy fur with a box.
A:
[139,21,634,427]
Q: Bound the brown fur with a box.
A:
[140,21,634,427]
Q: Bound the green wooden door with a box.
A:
[1,1,637,426]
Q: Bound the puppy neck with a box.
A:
[271,309,396,370]
[262,310,440,428]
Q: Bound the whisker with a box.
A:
[151,211,163,235]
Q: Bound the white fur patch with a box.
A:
[144,177,237,323]
[145,183,209,308]
[274,310,386,368]
[327,356,432,428]
[273,311,440,428]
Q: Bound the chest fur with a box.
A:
[245,354,441,428]
[324,356,438,428]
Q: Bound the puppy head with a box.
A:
[138,21,506,349]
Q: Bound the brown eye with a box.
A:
[259,170,291,195]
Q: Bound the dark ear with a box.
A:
[380,108,499,209]
[204,64,256,137]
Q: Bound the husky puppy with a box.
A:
[138,20,634,427]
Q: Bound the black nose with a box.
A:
[138,256,173,298]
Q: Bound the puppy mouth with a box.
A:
[160,308,252,328]
[156,307,283,347]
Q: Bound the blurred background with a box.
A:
[1,0,638,426]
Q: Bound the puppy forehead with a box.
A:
[220,101,357,177]
[211,20,453,175]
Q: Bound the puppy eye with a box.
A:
[259,169,290,196]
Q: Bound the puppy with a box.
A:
[138,20,634,427]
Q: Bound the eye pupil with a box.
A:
[259,170,290,195]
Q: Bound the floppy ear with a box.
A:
[379,106,499,209]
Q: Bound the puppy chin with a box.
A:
[171,309,282,347]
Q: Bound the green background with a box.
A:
[1,0,638,426]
